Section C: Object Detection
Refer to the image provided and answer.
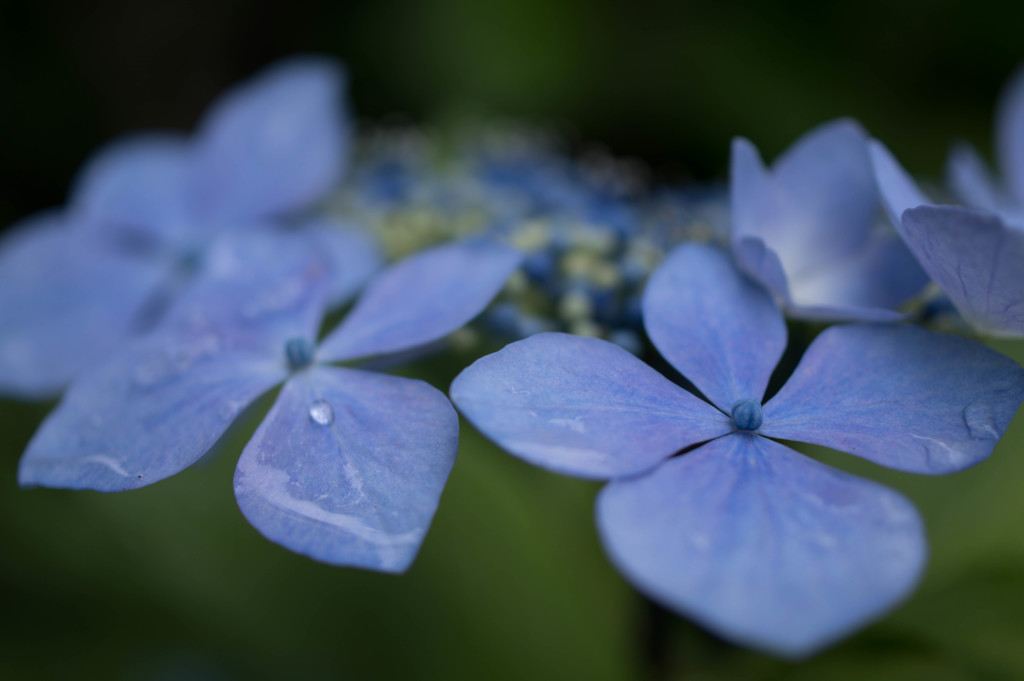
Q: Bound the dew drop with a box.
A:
[963,400,999,440]
[309,399,334,426]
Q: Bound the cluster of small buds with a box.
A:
[330,125,731,354]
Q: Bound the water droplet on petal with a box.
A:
[964,400,999,440]
[309,399,334,426]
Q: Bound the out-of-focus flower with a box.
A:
[19,231,520,572]
[0,56,349,398]
[870,66,1024,338]
[731,119,927,321]
[451,242,1024,656]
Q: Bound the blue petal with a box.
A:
[729,138,791,304]
[771,119,878,257]
[450,333,732,480]
[947,142,1005,214]
[234,365,459,572]
[901,205,1024,337]
[18,336,285,491]
[732,122,877,287]
[295,218,382,308]
[996,63,1024,205]
[597,433,926,658]
[162,230,334,357]
[761,324,1024,473]
[643,242,786,412]
[69,133,194,246]
[731,235,792,304]
[0,213,166,399]
[868,139,931,226]
[783,233,925,320]
[189,57,349,222]
[318,240,522,363]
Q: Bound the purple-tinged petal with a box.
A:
[900,205,1024,337]
[597,433,926,658]
[18,336,285,491]
[868,139,932,226]
[643,242,786,412]
[996,63,1024,205]
[0,213,166,399]
[234,365,458,572]
[732,122,876,282]
[761,324,1024,474]
[784,233,926,319]
[772,119,877,256]
[69,133,194,247]
[730,137,789,262]
[295,218,382,308]
[161,230,334,358]
[318,240,522,364]
[189,57,349,222]
[947,141,1004,214]
[450,333,731,480]
[732,236,792,305]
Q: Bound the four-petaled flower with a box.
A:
[19,230,521,572]
[0,56,350,398]
[451,243,1024,656]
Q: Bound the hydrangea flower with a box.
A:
[451,242,1024,656]
[18,230,521,572]
[731,119,927,321]
[0,56,349,398]
[869,68,1024,337]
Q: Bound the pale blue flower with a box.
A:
[19,230,520,572]
[451,242,1024,656]
[0,56,350,398]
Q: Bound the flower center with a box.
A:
[730,398,763,431]
[285,337,315,370]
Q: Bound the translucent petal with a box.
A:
[450,333,732,480]
[732,122,876,283]
[947,142,1004,213]
[784,231,926,318]
[69,133,194,246]
[318,240,521,363]
[996,63,1024,205]
[643,242,786,412]
[161,230,334,358]
[189,57,349,221]
[901,205,1024,337]
[868,139,931,226]
[597,434,926,658]
[730,137,791,278]
[295,218,382,308]
[772,119,877,258]
[18,335,285,491]
[0,213,165,399]
[234,366,458,572]
[762,324,1024,473]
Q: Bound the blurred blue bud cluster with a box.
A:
[329,125,731,352]
[4,53,1024,661]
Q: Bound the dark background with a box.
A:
[3,1,1024,680]
[2,0,1023,226]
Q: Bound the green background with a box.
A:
[3,1,1024,679]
